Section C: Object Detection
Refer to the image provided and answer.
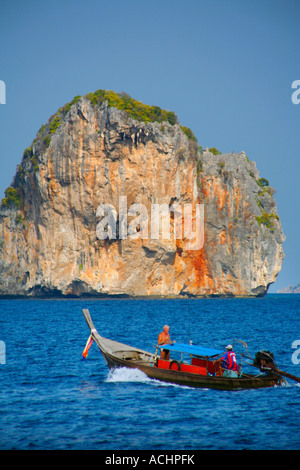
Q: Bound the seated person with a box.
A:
[214,344,239,377]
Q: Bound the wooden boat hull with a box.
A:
[82,309,280,391]
[102,349,279,391]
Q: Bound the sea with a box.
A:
[0,294,299,452]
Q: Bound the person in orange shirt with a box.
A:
[158,325,175,360]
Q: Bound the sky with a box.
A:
[0,0,299,292]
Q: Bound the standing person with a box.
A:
[214,344,239,377]
[158,325,175,360]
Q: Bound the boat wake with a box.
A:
[105,367,151,383]
[105,367,193,389]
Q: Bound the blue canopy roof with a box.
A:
[158,342,223,357]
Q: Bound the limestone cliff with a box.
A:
[0,91,285,297]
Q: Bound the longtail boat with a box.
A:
[82,309,300,391]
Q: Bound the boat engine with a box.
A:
[253,350,276,372]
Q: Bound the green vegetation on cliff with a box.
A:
[255,212,279,231]
[254,177,279,231]
[181,126,197,142]
[209,147,221,155]
[1,186,23,209]
[86,89,179,127]
[87,89,197,141]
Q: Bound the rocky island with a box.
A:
[0,90,285,297]
[277,284,300,294]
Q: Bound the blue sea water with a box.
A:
[0,295,299,451]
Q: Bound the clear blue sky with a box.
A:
[0,0,299,291]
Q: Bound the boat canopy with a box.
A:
[158,342,223,358]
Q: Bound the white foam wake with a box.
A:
[105,367,151,383]
[105,367,192,389]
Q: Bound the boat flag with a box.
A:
[82,334,93,359]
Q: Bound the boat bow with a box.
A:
[82,308,156,364]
